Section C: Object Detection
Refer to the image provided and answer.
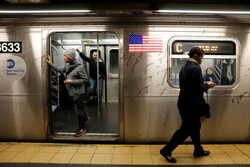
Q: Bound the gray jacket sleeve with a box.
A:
[50,63,66,74]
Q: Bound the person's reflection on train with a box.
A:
[47,48,89,137]
[160,47,216,163]
[204,67,220,85]
[221,59,235,85]
[76,49,106,104]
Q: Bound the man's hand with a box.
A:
[46,55,52,65]
[207,81,216,89]
[64,79,73,85]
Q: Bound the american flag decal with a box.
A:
[129,34,163,52]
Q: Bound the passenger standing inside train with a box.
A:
[47,48,89,137]
[204,67,220,85]
[76,49,106,104]
[220,59,235,85]
[160,47,216,163]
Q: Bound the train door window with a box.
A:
[108,47,119,78]
[169,37,238,87]
[105,46,119,102]
[48,32,119,141]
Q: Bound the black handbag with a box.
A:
[200,92,211,118]
[194,93,211,119]
[199,102,211,118]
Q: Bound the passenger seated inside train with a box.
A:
[204,67,220,85]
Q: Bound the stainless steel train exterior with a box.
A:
[0,9,250,143]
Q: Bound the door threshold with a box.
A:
[51,133,118,142]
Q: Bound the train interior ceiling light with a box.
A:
[0,3,93,14]
[156,10,250,15]
[0,9,92,14]
[156,4,250,15]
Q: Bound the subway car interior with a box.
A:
[49,32,119,141]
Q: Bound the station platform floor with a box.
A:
[0,142,249,166]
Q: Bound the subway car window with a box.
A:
[109,49,119,76]
[169,38,238,87]
[48,32,119,139]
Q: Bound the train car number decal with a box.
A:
[0,42,22,53]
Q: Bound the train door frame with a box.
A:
[44,30,122,142]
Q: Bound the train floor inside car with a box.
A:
[52,101,118,136]
[0,142,249,166]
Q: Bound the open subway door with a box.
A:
[48,32,119,141]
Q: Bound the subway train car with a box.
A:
[0,3,249,143]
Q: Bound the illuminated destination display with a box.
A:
[172,40,236,55]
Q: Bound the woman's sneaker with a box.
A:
[74,128,86,137]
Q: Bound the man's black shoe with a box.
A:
[193,150,210,157]
[160,149,176,163]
